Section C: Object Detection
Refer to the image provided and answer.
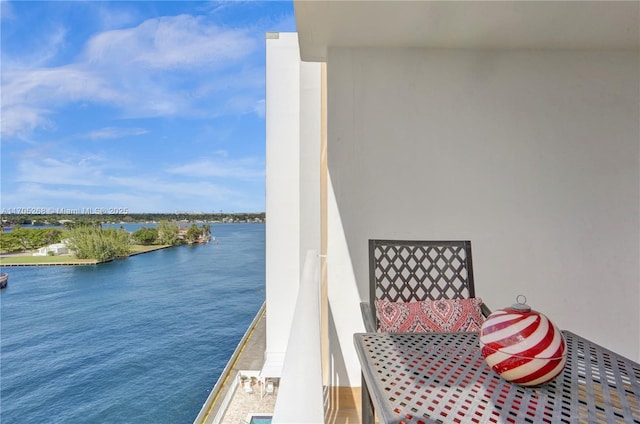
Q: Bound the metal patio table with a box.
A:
[354,331,640,423]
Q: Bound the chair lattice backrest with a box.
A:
[369,239,477,329]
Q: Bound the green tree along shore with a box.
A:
[66,226,132,262]
[1,219,217,260]
[0,226,64,252]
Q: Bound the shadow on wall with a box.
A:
[327,301,356,397]
[327,170,368,304]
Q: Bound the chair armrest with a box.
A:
[360,302,377,333]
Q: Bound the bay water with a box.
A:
[0,223,265,423]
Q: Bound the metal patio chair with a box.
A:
[360,239,491,332]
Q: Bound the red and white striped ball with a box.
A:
[479,305,567,387]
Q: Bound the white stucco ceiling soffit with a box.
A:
[294,0,640,62]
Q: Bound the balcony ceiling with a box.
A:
[294,1,640,62]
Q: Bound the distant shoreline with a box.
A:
[0,244,172,267]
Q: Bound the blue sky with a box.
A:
[1,1,295,213]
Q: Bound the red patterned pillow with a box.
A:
[375,298,485,333]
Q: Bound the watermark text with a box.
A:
[1,207,129,215]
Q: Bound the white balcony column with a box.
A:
[265,30,322,383]
[265,32,301,359]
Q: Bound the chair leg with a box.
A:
[362,373,375,424]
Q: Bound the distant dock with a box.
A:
[0,262,99,267]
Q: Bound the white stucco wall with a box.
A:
[299,60,322,266]
[266,33,301,357]
[326,171,367,388]
[326,47,640,382]
[265,33,321,360]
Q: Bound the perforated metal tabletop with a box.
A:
[354,331,640,423]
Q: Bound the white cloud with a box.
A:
[6,152,264,212]
[2,24,68,69]
[1,66,127,138]
[5,178,261,213]
[0,105,55,138]
[3,66,125,104]
[1,182,167,213]
[0,3,281,213]
[94,4,139,31]
[83,15,255,70]
[1,14,261,138]
[15,156,110,186]
[107,174,234,199]
[165,156,265,180]
[86,127,149,140]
